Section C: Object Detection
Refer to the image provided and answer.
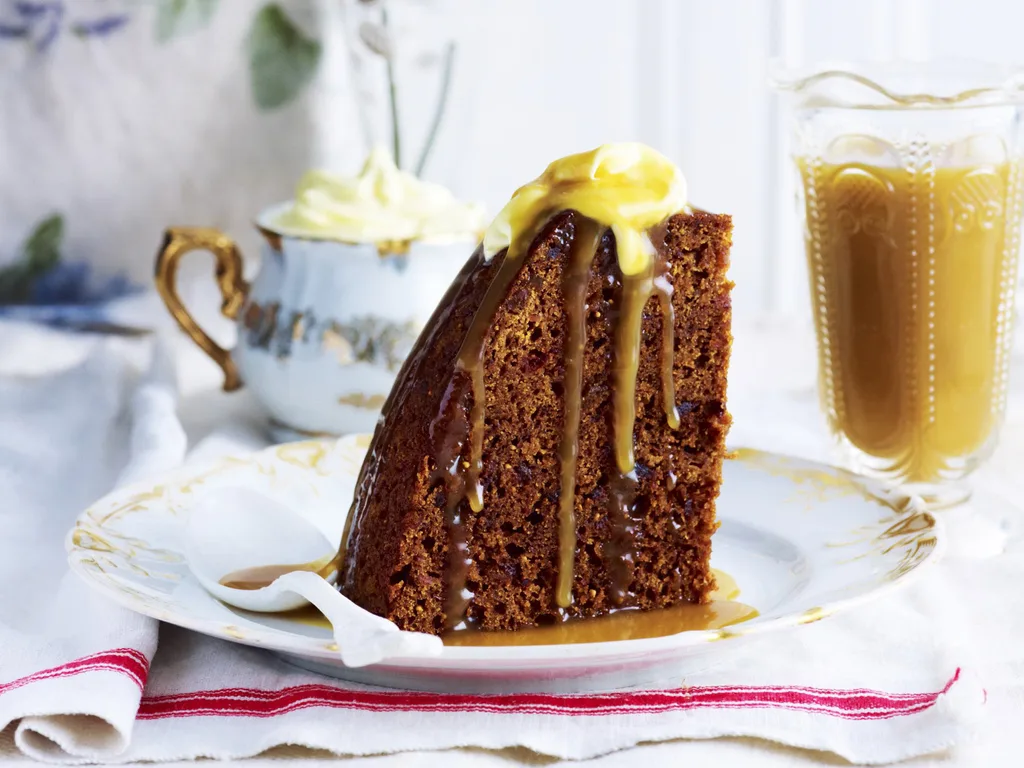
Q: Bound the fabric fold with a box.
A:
[1,335,178,763]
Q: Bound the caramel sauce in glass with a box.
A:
[799,154,1024,490]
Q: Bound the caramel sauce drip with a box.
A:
[434,216,551,628]
[465,362,487,513]
[653,261,681,430]
[456,216,552,516]
[439,218,685,619]
[604,236,679,604]
[429,374,477,630]
[606,471,640,605]
[555,219,606,608]
[443,497,474,629]
[612,251,656,475]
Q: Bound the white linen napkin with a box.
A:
[0,330,180,761]
[0,325,1009,765]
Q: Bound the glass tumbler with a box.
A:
[772,62,1024,507]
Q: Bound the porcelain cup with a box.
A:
[155,204,472,439]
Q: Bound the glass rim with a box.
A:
[769,58,1024,108]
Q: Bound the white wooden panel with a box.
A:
[667,0,775,318]
[447,0,642,214]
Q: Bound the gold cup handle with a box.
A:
[155,227,249,392]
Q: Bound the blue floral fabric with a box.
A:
[0,213,141,325]
[0,1,130,52]
[0,0,324,329]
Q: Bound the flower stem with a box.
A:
[381,5,401,169]
[415,40,455,178]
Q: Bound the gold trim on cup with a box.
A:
[154,227,249,391]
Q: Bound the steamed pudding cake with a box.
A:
[337,143,733,635]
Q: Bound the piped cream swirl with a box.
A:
[271,146,486,243]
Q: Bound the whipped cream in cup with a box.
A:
[268,146,486,248]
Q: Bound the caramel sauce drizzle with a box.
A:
[606,470,640,605]
[465,362,487,513]
[554,218,606,608]
[653,263,681,430]
[440,217,682,619]
[430,144,689,625]
[435,215,552,628]
[456,216,552,516]
[429,374,477,629]
[444,496,474,628]
[612,253,656,475]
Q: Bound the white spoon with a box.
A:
[184,487,442,667]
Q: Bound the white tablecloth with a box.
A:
[2,316,1023,767]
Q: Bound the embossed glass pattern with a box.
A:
[774,63,1024,505]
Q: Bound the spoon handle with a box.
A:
[271,571,443,667]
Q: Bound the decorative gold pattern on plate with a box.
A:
[709,628,743,642]
[827,506,937,582]
[87,487,167,525]
[730,448,910,510]
[797,606,831,624]
[338,393,387,410]
[321,326,354,365]
[276,441,331,471]
[268,419,339,440]
[877,512,938,581]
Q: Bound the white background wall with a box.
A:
[353,0,1024,324]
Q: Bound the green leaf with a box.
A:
[0,213,64,304]
[155,0,219,43]
[23,214,64,275]
[0,264,32,304]
[247,4,321,111]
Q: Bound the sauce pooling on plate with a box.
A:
[273,569,757,647]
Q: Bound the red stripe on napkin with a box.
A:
[0,649,149,697]
[137,669,962,721]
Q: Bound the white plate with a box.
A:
[66,437,944,693]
